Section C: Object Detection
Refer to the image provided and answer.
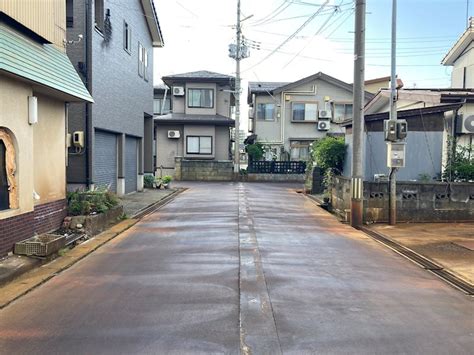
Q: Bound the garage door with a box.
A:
[125,136,138,194]
[94,130,117,192]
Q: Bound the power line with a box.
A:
[243,0,330,73]
[283,4,340,68]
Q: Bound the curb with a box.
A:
[131,188,186,219]
[302,193,474,296]
[0,190,184,309]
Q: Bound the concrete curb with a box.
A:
[302,193,474,296]
[0,190,184,309]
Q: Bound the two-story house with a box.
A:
[154,71,235,178]
[0,2,92,256]
[442,17,474,146]
[247,72,373,161]
[66,0,163,195]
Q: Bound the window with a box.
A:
[186,136,213,155]
[143,47,148,81]
[138,43,144,77]
[292,103,318,121]
[333,103,353,123]
[153,98,171,115]
[94,0,104,32]
[0,140,8,211]
[123,21,131,53]
[188,89,214,108]
[66,0,74,28]
[257,103,275,121]
[138,43,148,80]
[290,140,311,161]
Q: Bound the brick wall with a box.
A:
[0,199,67,256]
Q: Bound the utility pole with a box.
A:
[389,0,398,225]
[350,0,366,227]
[234,0,242,174]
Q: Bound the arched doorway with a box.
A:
[0,128,18,210]
[0,140,8,210]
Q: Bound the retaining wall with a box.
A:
[330,176,474,223]
[175,158,233,181]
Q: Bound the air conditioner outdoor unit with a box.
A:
[167,130,180,139]
[317,120,330,131]
[318,109,332,119]
[456,114,474,133]
[173,86,185,96]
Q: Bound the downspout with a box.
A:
[85,0,93,187]
[160,87,168,114]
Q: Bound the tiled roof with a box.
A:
[163,70,234,80]
[248,81,289,93]
[0,22,93,102]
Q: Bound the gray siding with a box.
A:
[344,131,443,181]
[66,0,154,191]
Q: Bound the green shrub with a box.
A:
[246,143,264,162]
[144,175,155,188]
[443,139,474,182]
[162,175,172,184]
[67,187,119,216]
[312,136,346,173]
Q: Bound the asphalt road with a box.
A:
[0,182,472,354]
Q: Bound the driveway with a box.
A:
[0,182,472,354]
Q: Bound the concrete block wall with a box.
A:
[330,176,474,223]
[175,158,233,181]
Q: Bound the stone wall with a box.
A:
[330,176,474,223]
[175,158,233,181]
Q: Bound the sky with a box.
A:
[152,0,472,129]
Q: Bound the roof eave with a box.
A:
[141,0,164,48]
[442,28,474,65]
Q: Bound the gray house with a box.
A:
[66,0,163,195]
[247,72,373,161]
[154,71,235,179]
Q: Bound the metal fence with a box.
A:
[247,161,306,174]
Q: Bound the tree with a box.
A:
[246,143,264,163]
[311,136,346,174]
[443,139,474,182]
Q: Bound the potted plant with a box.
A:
[162,175,172,189]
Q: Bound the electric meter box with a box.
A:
[384,120,397,141]
[387,142,406,168]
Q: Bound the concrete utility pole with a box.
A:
[234,0,242,174]
[389,0,398,225]
[350,0,366,227]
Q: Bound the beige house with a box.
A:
[0,2,93,256]
[247,72,373,161]
[154,71,235,179]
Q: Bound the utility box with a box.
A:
[387,142,406,168]
[384,120,397,141]
[397,120,408,140]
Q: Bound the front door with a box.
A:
[0,140,9,210]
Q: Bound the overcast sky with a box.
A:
[152,0,471,129]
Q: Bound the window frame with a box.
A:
[143,46,148,81]
[187,88,215,109]
[290,140,312,161]
[256,103,275,121]
[332,102,353,123]
[94,0,104,33]
[66,0,74,28]
[186,136,213,155]
[123,21,131,54]
[291,102,319,122]
[138,42,144,77]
